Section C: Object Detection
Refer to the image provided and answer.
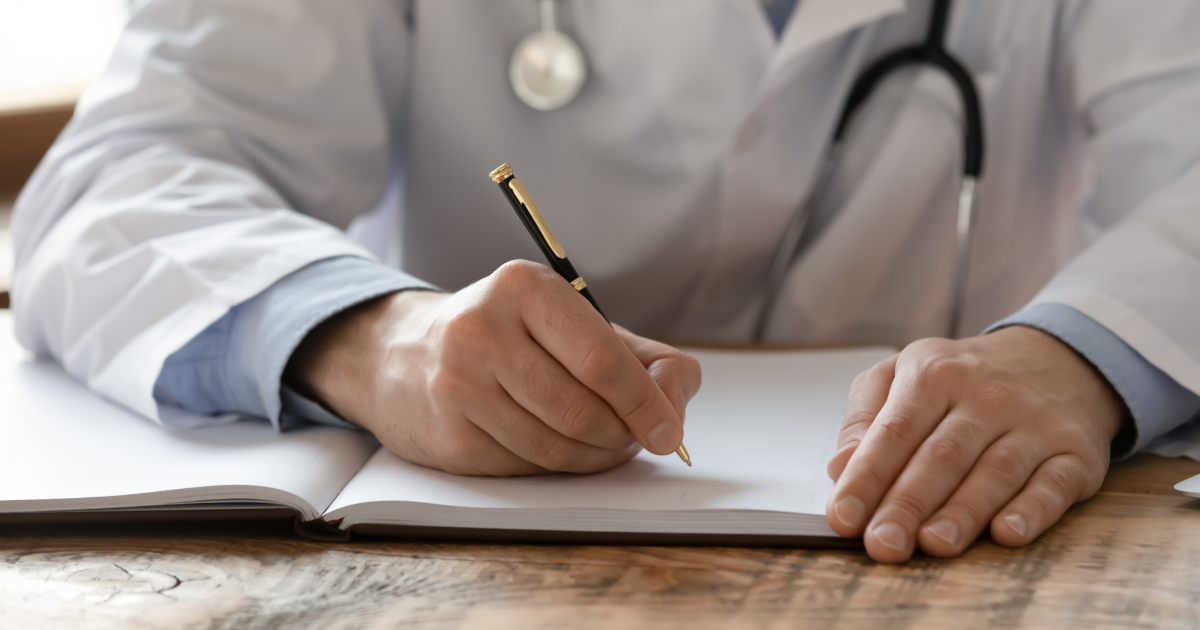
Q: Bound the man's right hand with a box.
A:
[285,260,701,476]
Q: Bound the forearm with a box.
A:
[12,0,409,422]
[988,303,1200,458]
[154,256,437,429]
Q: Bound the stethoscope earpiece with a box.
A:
[510,0,587,111]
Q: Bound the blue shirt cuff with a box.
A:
[986,303,1200,457]
[153,255,438,429]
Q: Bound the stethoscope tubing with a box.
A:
[754,0,984,342]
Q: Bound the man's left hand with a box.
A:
[825,326,1129,563]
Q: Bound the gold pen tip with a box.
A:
[676,443,691,467]
[489,163,514,183]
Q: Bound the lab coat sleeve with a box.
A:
[9,0,410,424]
[1019,2,1200,432]
[987,304,1200,457]
[154,256,438,430]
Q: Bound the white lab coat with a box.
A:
[11,0,1200,426]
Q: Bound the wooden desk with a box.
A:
[2,454,1199,629]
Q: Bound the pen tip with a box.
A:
[675,443,691,467]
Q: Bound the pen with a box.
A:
[489,162,692,468]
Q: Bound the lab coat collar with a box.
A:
[771,0,907,77]
[682,0,908,337]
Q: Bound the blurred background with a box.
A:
[0,0,130,306]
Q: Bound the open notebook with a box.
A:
[0,315,892,545]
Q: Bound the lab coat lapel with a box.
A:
[679,0,908,339]
[777,0,907,69]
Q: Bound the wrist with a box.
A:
[1000,325,1130,443]
[284,289,445,427]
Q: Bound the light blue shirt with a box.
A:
[987,304,1200,457]
[154,256,434,431]
[764,0,800,38]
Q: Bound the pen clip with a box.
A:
[507,178,567,259]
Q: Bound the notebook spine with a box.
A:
[293,516,353,543]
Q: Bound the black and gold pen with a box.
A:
[489,163,692,467]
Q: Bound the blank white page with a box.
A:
[325,347,894,535]
[0,315,378,520]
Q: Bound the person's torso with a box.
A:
[358,0,1091,344]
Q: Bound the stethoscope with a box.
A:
[509,0,587,111]
[509,0,983,340]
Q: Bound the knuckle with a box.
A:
[441,308,491,351]
[922,436,969,473]
[836,438,862,455]
[871,413,922,446]
[842,410,878,431]
[619,386,657,422]
[869,355,897,376]
[539,438,577,472]
[850,369,874,390]
[918,355,966,387]
[577,344,624,387]
[1084,451,1109,483]
[853,358,894,391]
[1024,485,1059,523]
[903,337,950,361]
[1074,431,1107,469]
[951,498,989,527]
[854,463,892,497]
[974,381,1018,415]
[557,399,595,439]
[886,492,932,522]
[984,447,1027,482]
[1041,465,1078,502]
[427,367,469,405]
[1053,423,1089,446]
[492,259,543,290]
[1055,429,1107,474]
[435,431,477,467]
[1022,410,1055,435]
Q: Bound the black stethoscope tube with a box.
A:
[836,0,983,177]
[754,0,985,342]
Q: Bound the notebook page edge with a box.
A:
[1,310,379,521]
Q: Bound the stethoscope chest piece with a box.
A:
[510,0,587,111]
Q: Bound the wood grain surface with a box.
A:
[2,454,1199,629]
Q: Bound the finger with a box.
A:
[989,454,1092,547]
[506,264,684,455]
[858,410,1005,562]
[828,355,898,482]
[912,436,1043,558]
[826,355,956,539]
[494,334,636,450]
[466,380,641,474]
[417,414,548,477]
[614,325,702,423]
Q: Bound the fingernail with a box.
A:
[872,522,908,552]
[925,520,959,546]
[1004,513,1028,538]
[833,496,866,529]
[647,422,682,454]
